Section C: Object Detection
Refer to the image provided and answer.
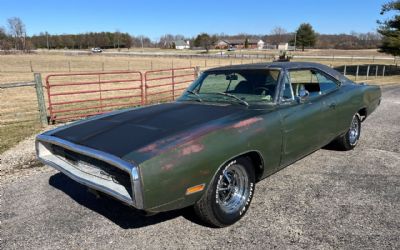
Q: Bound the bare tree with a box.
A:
[270,26,287,46]
[7,17,26,50]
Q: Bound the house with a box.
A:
[257,40,265,50]
[278,43,289,51]
[278,42,296,51]
[215,39,263,49]
[174,40,190,50]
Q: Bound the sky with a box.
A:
[0,0,392,40]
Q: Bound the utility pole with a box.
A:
[294,32,297,51]
[141,36,144,52]
[46,32,49,50]
[23,32,26,51]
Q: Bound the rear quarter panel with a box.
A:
[334,83,381,136]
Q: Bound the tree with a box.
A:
[0,26,6,40]
[0,26,12,51]
[295,23,317,51]
[7,17,26,50]
[377,0,400,56]
[244,38,249,48]
[270,26,287,46]
[193,33,216,52]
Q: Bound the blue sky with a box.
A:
[0,0,391,40]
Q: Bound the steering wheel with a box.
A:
[254,87,271,96]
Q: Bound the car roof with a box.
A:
[204,62,349,82]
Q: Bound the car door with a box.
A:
[277,69,325,168]
[313,69,341,145]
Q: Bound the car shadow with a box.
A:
[49,173,208,229]
[322,141,346,151]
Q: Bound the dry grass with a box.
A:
[0,53,258,84]
[0,52,398,154]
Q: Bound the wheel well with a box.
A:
[358,108,367,121]
[241,151,264,181]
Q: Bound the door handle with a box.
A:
[329,103,336,109]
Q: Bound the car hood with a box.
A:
[51,102,249,163]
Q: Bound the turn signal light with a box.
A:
[186,184,205,195]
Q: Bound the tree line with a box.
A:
[1,1,399,56]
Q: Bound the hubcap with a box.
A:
[349,116,359,145]
[216,164,249,214]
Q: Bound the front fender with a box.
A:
[138,114,282,212]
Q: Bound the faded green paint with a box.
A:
[39,62,382,213]
[128,81,381,212]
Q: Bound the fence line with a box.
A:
[0,81,35,89]
[0,53,398,74]
[0,63,397,127]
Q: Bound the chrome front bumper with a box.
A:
[36,134,144,209]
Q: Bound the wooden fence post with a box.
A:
[194,66,201,78]
[30,61,34,72]
[355,65,359,81]
[34,73,48,126]
[68,61,71,72]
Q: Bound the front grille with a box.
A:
[51,144,133,198]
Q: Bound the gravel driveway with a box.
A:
[1,85,399,249]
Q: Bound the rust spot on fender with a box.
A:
[181,143,204,156]
[232,117,263,129]
[162,163,174,171]
[138,143,158,153]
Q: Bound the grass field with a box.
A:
[0,51,399,154]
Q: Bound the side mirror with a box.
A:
[296,89,309,103]
[226,74,238,81]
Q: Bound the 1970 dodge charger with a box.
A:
[36,62,381,227]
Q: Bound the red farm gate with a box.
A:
[144,67,196,104]
[45,67,196,123]
[45,71,143,122]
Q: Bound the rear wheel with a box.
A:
[194,157,255,227]
[336,114,361,150]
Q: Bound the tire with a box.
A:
[336,114,361,150]
[194,157,255,227]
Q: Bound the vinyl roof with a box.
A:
[204,62,349,82]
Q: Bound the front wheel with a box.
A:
[336,114,361,150]
[194,157,255,227]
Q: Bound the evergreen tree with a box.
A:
[378,1,400,56]
[244,38,249,48]
[295,23,317,51]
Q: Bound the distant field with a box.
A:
[0,49,396,84]
[0,51,399,154]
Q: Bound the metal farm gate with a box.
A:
[144,67,196,104]
[44,67,196,123]
[45,71,143,122]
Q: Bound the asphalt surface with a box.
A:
[1,85,399,249]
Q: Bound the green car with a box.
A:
[36,62,381,227]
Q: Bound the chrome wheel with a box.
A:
[349,115,360,145]
[216,163,249,214]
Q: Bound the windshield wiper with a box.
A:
[186,90,202,102]
[217,92,249,106]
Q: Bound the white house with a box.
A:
[175,40,190,50]
[278,43,289,51]
[257,40,265,50]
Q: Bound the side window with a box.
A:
[314,71,339,94]
[289,69,321,97]
[281,74,294,101]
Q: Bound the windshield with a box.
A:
[178,69,280,105]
